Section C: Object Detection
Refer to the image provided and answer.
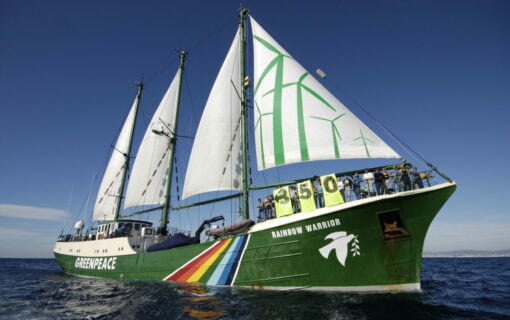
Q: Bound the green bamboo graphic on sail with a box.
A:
[310,113,346,158]
[251,17,400,170]
[252,35,339,167]
[254,100,272,169]
[252,35,288,167]
[353,129,375,157]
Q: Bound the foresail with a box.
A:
[182,28,242,200]
[250,17,400,170]
[93,94,139,221]
[124,69,182,209]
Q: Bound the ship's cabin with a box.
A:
[96,219,153,240]
[57,219,155,242]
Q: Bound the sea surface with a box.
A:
[0,258,508,320]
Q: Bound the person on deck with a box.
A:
[389,165,400,193]
[400,165,412,191]
[412,167,424,189]
[374,168,385,195]
[351,173,361,200]
[264,195,274,219]
[257,198,265,221]
[290,186,300,213]
[342,176,352,201]
[363,169,374,197]
[382,168,390,192]
[314,179,324,208]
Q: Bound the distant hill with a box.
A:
[424,249,510,257]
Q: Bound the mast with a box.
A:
[160,50,187,234]
[239,8,250,220]
[114,81,143,221]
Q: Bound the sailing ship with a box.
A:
[54,9,456,292]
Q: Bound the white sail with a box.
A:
[93,93,139,221]
[124,69,182,209]
[250,17,400,170]
[182,28,242,200]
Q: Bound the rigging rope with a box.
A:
[323,80,452,182]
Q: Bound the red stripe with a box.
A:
[167,240,226,282]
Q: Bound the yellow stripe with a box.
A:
[187,238,233,282]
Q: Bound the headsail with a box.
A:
[93,91,140,221]
[182,28,242,200]
[124,69,182,209]
[250,17,400,170]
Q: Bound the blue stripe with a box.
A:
[218,235,247,285]
[206,235,246,285]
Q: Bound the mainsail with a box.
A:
[182,29,242,200]
[93,90,141,221]
[124,69,182,209]
[250,17,400,170]
[183,15,399,200]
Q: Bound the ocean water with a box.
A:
[0,258,508,320]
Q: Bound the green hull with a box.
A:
[54,182,455,292]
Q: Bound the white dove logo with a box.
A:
[319,231,357,266]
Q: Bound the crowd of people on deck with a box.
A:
[256,164,430,221]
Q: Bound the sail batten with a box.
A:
[93,92,140,221]
[124,69,182,209]
[250,17,400,170]
[182,29,242,200]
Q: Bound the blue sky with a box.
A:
[1,0,509,258]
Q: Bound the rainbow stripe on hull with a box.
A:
[164,235,249,285]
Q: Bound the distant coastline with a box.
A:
[424,249,510,258]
